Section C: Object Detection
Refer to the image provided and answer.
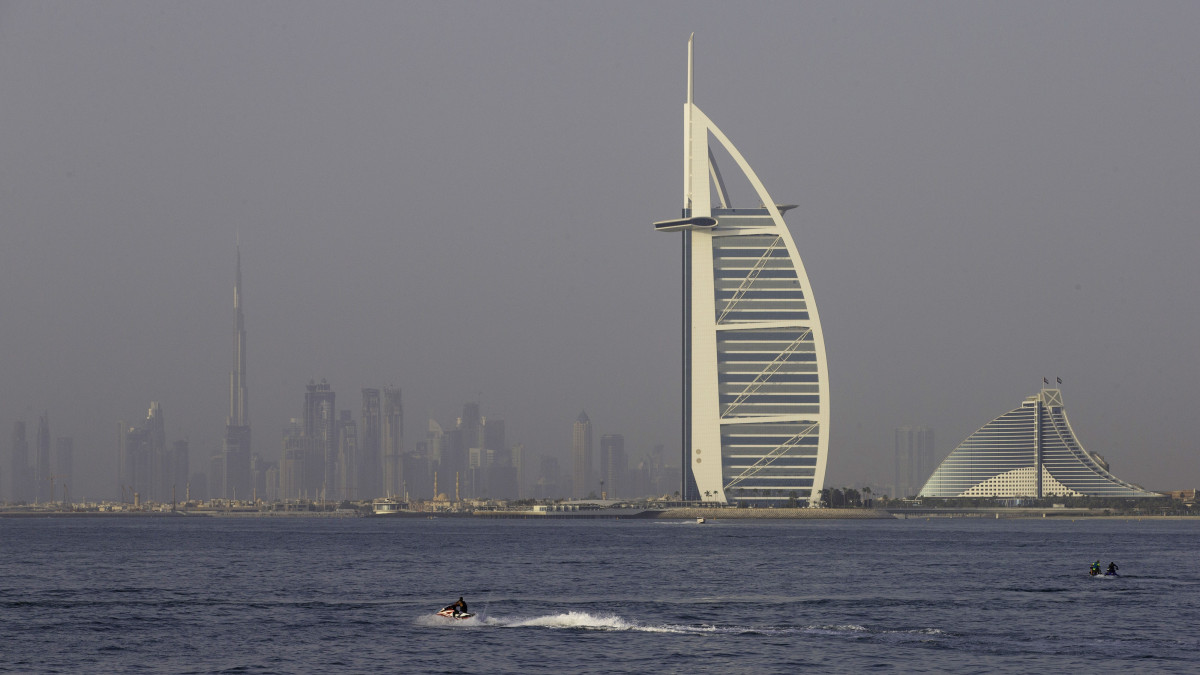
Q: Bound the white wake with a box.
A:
[419,610,946,641]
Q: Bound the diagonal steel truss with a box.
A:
[723,421,820,492]
[716,236,782,324]
[722,328,812,418]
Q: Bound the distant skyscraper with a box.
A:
[220,246,252,500]
[599,434,626,499]
[250,453,274,502]
[35,414,51,503]
[894,426,934,499]
[381,386,403,498]
[55,437,74,504]
[360,388,381,498]
[336,410,358,500]
[458,403,481,491]
[426,418,445,467]
[572,411,593,498]
[263,462,279,502]
[460,403,482,448]
[654,37,830,506]
[444,403,480,497]
[280,417,305,500]
[535,454,562,499]
[303,380,336,498]
[484,418,505,456]
[122,402,167,502]
[482,418,516,498]
[10,420,30,503]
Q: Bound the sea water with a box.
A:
[1,516,1196,673]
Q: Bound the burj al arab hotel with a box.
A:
[655,37,829,506]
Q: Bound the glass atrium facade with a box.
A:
[711,211,824,505]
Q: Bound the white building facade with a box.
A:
[655,37,830,506]
[919,388,1158,498]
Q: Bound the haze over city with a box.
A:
[1,1,1197,500]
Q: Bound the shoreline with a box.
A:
[2,507,1196,520]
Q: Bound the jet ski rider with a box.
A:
[1106,562,1118,575]
[448,597,468,616]
[1090,560,1101,576]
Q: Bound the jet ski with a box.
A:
[436,606,475,620]
[1103,571,1120,577]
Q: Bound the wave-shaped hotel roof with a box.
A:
[919,388,1157,498]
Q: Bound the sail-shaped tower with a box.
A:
[655,37,830,506]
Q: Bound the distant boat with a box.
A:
[697,517,706,524]
[372,498,406,515]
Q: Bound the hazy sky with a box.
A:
[2,1,1197,499]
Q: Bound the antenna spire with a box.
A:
[685,33,695,212]
[687,32,694,105]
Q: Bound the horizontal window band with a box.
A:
[714,270,801,279]
[719,353,817,362]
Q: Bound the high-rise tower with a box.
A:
[122,402,167,502]
[654,36,830,506]
[230,246,248,428]
[220,246,252,500]
[336,410,358,500]
[360,388,381,498]
[381,386,404,498]
[303,380,336,498]
[35,414,51,503]
[572,411,593,498]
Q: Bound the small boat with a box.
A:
[372,497,406,515]
[436,607,474,620]
[696,517,706,524]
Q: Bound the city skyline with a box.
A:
[2,3,1198,500]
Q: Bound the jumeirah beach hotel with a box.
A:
[919,387,1157,498]
[654,37,829,506]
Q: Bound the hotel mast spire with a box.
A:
[230,245,248,427]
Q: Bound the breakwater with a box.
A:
[653,507,895,520]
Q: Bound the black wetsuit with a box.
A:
[1107,563,1118,575]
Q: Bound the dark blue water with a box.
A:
[1,516,1196,673]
